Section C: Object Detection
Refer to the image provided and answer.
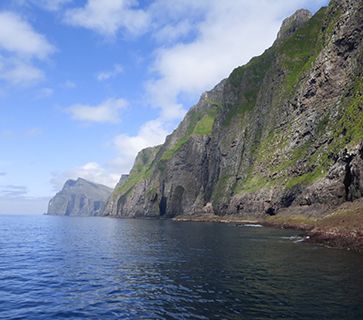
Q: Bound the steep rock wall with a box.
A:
[103,0,363,218]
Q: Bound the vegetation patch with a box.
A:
[277,71,362,190]
[277,8,327,94]
[315,202,363,231]
[223,48,276,127]
[193,108,218,135]
[160,136,190,161]
[265,214,317,230]
[115,147,160,196]
[285,168,326,189]
[330,75,363,152]
[161,107,218,161]
[115,165,151,196]
[296,72,363,183]
[234,169,271,194]
[212,175,233,203]
[230,6,345,193]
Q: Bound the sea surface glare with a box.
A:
[0,215,362,319]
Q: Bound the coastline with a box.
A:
[45,200,363,253]
[173,199,363,254]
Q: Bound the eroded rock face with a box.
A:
[47,178,112,216]
[103,0,363,218]
[277,9,312,40]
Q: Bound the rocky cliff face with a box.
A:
[103,0,363,218]
[47,178,112,216]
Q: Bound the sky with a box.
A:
[0,0,328,214]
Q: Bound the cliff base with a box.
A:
[174,199,363,253]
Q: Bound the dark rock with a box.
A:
[265,207,276,216]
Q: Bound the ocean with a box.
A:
[0,215,362,319]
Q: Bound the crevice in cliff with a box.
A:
[159,196,167,216]
[343,151,354,201]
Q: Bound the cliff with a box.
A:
[103,0,363,220]
[47,178,112,216]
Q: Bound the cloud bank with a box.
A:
[50,162,120,190]
[0,11,55,85]
[66,98,128,124]
[64,0,149,36]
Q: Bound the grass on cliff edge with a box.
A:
[161,107,218,161]
[115,165,151,196]
[115,154,156,196]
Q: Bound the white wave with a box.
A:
[243,224,263,228]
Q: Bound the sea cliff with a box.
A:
[100,0,363,250]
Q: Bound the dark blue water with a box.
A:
[0,216,362,319]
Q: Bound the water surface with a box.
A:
[0,215,362,319]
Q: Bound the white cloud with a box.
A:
[0,60,44,84]
[97,64,123,81]
[0,12,54,85]
[66,98,127,124]
[64,0,150,36]
[146,0,327,121]
[112,119,167,172]
[0,12,54,58]
[153,21,193,43]
[51,162,120,190]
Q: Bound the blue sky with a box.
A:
[0,0,328,214]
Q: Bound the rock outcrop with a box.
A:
[47,178,112,216]
[277,9,312,40]
[103,0,363,219]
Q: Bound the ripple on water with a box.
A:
[0,216,362,320]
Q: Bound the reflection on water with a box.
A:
[0,215,362,319]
